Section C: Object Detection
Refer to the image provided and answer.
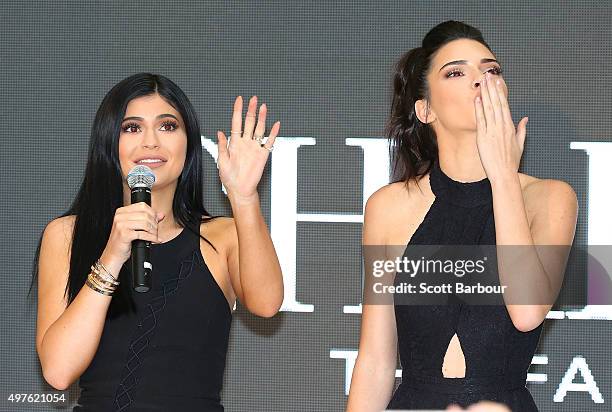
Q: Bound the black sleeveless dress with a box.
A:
[75,220,232,411]
[387,160,543,411]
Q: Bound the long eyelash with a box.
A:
[445,69,463,78]
[445,66,503,78]
[160,120,178,130]
[122,122,140,132]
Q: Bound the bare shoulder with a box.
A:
[199,216,236,235]
[367,177,431,213]
[199,216,236,251]
[42,215,76,255]
[365,176,433,245]
[37,215,76,316]
[519,173,577,203]
[519,173,578,220]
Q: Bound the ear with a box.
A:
[414,99,437,124]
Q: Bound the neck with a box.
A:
[435,128,486,183]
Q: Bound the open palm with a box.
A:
[217,96,280,200]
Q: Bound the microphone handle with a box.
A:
[131,187,152,293]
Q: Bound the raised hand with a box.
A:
[217,96,280,203]
[474,71,529,181]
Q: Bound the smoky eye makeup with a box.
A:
[120,118,180,133]
[485,65,503,75]
[444,68,463,78]
[159,119,179,131]
[443,64,503,78]
[121,121,140,133]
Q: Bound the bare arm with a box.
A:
[491,177,578,331]
[346,191,398,411]
[36,204,161,389]
[36,216,116,390]
[475,71,578,332]
[217,96,284,317]
[225,195,283,317]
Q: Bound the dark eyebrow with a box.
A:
[122,113,179,122]
[438,58,499,72]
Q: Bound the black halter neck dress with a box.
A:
[387,160,542,411]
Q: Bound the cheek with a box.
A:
[435,88,473,116]
[118,136,134,175]
[170,136,188,168]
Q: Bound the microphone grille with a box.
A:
[127,165,156,189]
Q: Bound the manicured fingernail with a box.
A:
[496,79,500,85]
[476,96,480,103]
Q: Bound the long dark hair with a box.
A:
[388,20,492,184]
[30,73,217,313]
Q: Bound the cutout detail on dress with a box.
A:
[442,333,466,378]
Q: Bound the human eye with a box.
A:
[159,120,178,132]
[445,69,463,78]
[121,122,141,133]
[485,66,503,75]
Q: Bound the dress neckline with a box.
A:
[151,226,187,248]
[429,159,492,207]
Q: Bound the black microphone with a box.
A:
[126,165,156,293]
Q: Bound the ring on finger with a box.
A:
[261,143,273,152]
[254,134,264,144]
[230,130,242,137]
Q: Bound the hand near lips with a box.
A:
[474,71,529,182]
[217,96,280,204]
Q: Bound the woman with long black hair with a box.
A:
[34,73,283,411]
[347,21,577,410]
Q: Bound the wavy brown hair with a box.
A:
[387,20,492,184]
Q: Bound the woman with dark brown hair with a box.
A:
[347,21,577,411]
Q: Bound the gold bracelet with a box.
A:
[93,260,119,285]
[88,269,116,291]
[96,259,117,280]
[89,270,117,290]
[87,272,116,294]
[90,265,119,287]
[86,277,114,296]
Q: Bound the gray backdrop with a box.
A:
[1,1,611,411]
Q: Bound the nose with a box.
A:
[141,127,160,149]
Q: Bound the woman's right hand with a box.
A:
[99,202,164,277]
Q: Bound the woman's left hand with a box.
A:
[217,96,280,202]
[474,71,528,182]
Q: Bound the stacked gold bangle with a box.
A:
[86,259,119,296]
